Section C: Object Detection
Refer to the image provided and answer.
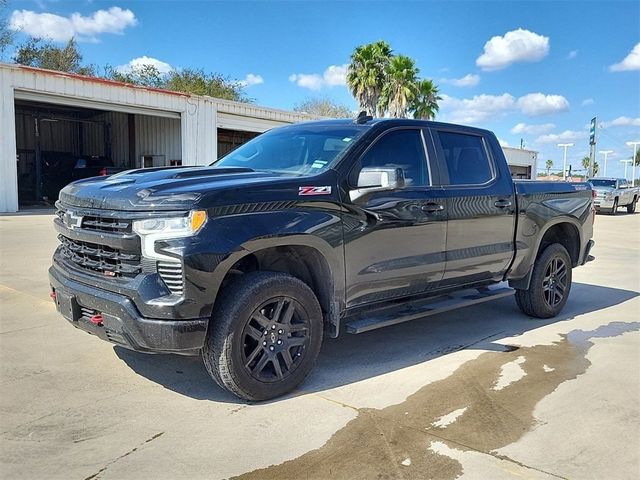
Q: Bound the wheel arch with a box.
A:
[510,217,582,290]
[210,235,344,337]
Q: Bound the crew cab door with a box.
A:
[429,128,516,286]
[618,179,632,204]
[343,128,446,308]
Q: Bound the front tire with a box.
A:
[515,243,572,319]
[611,198,619,215]
[202,271,323,401]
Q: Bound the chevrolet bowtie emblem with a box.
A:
[64,211,83,230]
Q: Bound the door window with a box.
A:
[437,131,493,185]
[360,129,429,187]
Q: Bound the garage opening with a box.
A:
[508,164,532,179]
[217,128,260,158]
[15,100,182,207]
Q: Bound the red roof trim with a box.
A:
[17,65,191,98]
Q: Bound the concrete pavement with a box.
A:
[0,211,638,479]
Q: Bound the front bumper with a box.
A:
[593,197,614,210]
[49,266,208,355]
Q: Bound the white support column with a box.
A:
[180,97,217,166]
[0,71,19,213]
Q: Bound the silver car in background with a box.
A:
[589,177,639,214]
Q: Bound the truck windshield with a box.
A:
[589,179,616,188]
[212,125,366,175]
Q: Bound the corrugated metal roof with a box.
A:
[3,63,317,123]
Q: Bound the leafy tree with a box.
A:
[380,55,419,118]
[346,40,392,116]
[104,63,166,89]
[13,37,95,75]
[0,0,13,59]
[103,64,250,102]
[293,97,353,118]
[411,79,442,120]
[165,68,249,102]
[635,148,640,166]
[545,159,553,175]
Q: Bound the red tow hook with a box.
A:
[89,314,104,326]
[50,292,57,301]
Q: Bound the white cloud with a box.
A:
[516,93,569,116]
[511,122,555,135]
[567,50,578,60]
[609,43,640,72]
[289,64,347,90]
[476,28,549,71]
[581,98,594,106]
[441,73,480,87]
[441,91,570,124]
[440,93,516,123]
[535,129,586,144]
[323,64,348,86]
[9,7,137,42]
[601,116,640,128]
[497,137,509,147]
[239,73,264,87]
[116,56,173,74]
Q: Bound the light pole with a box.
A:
[626,141,640,187]
[620,160,632,180]
[557,143,574,180]
[599,150,613,177]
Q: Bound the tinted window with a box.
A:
[438,131,493,185]
[360,129,429,186]
[589,179,616,188]
[214,125,366,176]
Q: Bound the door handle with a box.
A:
[494,199,512,209]
[421,203,444,213]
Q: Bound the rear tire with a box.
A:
[515,243,572,319]
[611,198,619,215]
[627,198,637,214]
[202,271,323,401]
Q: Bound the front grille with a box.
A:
[58,234,142,278]
[157,261,184,295]
[55,209,132,233]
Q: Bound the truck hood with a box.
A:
[593,187,614,195]
[58,166,296,211]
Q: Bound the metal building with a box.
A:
[0,63,314,212]
[502,146,539,179]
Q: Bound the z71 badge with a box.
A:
[298,186,332,196]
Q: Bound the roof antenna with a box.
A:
[355,111,373,124]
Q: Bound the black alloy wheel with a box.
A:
[241,296,310,383]
[542,257,567,309]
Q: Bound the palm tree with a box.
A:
[379,55,419,118]
[581,156,591,171]
[545,159,553,175]
[411,79,442,120]
[346,41,392,116]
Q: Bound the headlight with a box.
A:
[133,210,207,260]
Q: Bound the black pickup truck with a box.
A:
[49,117,595,400]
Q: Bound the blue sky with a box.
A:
[6,0,640,177]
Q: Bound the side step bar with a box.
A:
[345,283,515,334]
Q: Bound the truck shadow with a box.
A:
[114,282,638,404]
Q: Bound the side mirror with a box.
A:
[350,167,405,201]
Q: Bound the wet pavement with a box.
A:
[1,212,639,479]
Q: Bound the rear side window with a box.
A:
[437,131,493,185]
[360,129,429,187]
